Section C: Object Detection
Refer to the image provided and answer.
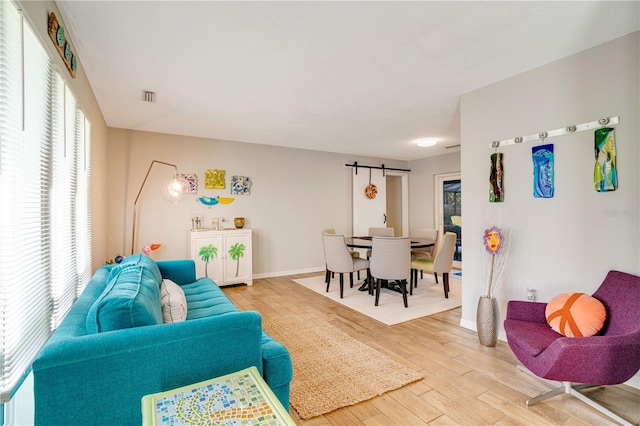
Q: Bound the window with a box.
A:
[0,1,91,401]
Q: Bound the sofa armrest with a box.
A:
[506,300,548,324]
[157,259,197,284]
[33,311,263,425]
[261,332,293,409]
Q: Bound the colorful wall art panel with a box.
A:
[489,153,504,202]
[205,169,226,189]
[231,175,252,195]
[532,144,554,198]
[594,127,617,192]
[179,174,198,193]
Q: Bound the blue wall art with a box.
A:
[532,144,554,198]
[231,175,252,195]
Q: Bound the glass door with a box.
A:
[435,173,462,268]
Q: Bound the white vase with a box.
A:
[477,296,499,347]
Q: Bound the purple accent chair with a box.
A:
[504,270,640,426]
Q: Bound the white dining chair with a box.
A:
[369,236,411,308]
[323,228,360,258]
[366,227,394,258]
[411,228,439,280]
[322,233,370,299]
[368,227,394,237]
[410,232,457,298]
[322,229,361,282]
[411,228,439,261]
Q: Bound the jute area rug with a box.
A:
[293,272,461,325]
[263,314,423,419]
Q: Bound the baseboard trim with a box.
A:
[460,318,507,342]
[254,267,325,280]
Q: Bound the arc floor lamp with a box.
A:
[131,160,184,254]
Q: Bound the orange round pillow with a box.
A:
[545,292,606,337]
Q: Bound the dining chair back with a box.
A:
[366,227,394,258]
[410,232,457,298]
[368,227,394,237]
[323,228,360,258]
[322,228,360,286]
[411,228,439,260]
[322,233,369,299]
[432,232,456,273]
[369,236,411,308]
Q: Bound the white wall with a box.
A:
[106,129,409,276]
[460,30,639,347]
[408,152,461,231]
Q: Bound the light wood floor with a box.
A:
[223,273,640,426]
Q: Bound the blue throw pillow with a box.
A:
[86,263,163,333]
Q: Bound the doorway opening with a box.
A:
[435,172,462,268]
[352,168,408,237]
[386,175,403,235]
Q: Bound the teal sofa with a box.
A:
[32,255,292,425]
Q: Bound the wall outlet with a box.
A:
[526,288,537,301]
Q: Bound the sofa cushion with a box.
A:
[181,278,239,320]
[86,263,163,333]
[118,253,163,284]
[504,319,562,357]
[160,279,187,323]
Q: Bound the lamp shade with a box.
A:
[160,177,187,204]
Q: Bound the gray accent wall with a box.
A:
[106,128,410,277]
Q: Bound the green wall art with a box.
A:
[489,153,504,202]
[594,127,617,192]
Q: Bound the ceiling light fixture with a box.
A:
[416,138,437,147]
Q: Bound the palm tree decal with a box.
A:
[198,244,218,278]
[228,243,246,277]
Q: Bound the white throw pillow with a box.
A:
[159,279,187,323]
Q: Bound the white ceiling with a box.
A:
[56,1,640,161]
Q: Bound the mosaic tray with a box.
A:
[142,367,294,426]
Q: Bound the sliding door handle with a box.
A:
[383,213,387,224]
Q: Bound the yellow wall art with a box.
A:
[205,169,225,189]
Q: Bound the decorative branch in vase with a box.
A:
[477,226,509,347]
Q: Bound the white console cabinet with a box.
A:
[189,229,252,286]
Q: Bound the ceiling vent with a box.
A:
[141,90,157,103]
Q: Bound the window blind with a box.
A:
[75,115,92,295]
[0,1,92,401]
